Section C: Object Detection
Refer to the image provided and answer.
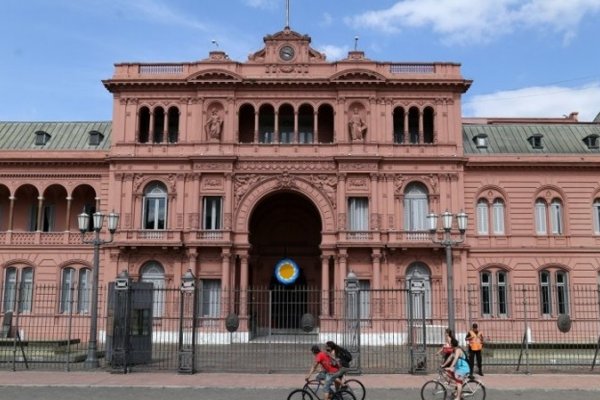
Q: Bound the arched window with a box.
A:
[476,199,489,234]
[423,106,434,143]
[138,107,150,143]
[278,104,294,144]
[141,261,166,317]
[539,268,569,316]
[535,198,563,235]
[143,182,167,230]
[258,104,275,143]
[3,266,33,313]
[406,262,432,319]
[153,107,165,143]
[298,104,314,144]
[408,107,420,144]
[477,198,505,235]
[393,107,405,144]
[480,269,508,317]
[593,198,600,234]
[238,104,255,143]
[404,183,429,233]
[317,104,334,143]
[167,106,179,143]
[59,266,91,314]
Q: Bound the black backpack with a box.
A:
[336,346,353,368]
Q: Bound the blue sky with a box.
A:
[1,0,599,122]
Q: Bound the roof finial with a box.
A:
[354,36,359,51]
[285,0,290,28]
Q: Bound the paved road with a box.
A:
[0,386,597,400]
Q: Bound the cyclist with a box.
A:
[441,338,470,400]
[306,344,339,400]
[325,341,346,389]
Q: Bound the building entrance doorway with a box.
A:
[247,191,322,338]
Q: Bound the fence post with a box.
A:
[517,286,530,374]
[592,285,600,371]
[178,269,197,374]
[344,271,361,373]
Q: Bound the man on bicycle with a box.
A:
[306,344,339,400]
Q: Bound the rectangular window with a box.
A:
[202,197,223,230]
[3,268,17,312]
[497,271,507,315]
[556,271,569,314]
[19,268,33,313]
[259,131,273,143]
[492,200,505,235]
[60,268,75,313]
[535,201,547,235]
[78,269,91,314]
[348,197,369,231]
[279,131,292,144]
[594,201,600,234]
[540,271,551,315]
[550,201,563,235]
[199,279,221,318]
[298,131,313,144]
[480,273,491,316]
[476,201,489,234]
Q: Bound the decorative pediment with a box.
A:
[330,69,386,82]
[188,69,243,82]
[247,27,326,63]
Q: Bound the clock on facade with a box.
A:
[279,45,295,61]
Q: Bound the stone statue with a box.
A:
[348,107,367,141]
[205,108,223,139]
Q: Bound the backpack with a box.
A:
[455,349,471,374]
[336,346,353,368]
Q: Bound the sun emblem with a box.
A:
[274,258,299,285]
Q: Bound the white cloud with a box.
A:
[318,45,350,61]
[242,0,279,9]
[320,12,333,27]
[463,83,600,121]
[345,0,600,45]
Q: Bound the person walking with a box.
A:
[465,323,484,377]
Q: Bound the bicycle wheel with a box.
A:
[303,379,321,395]
[332,388,357,400]
[461,380,485,400]
[287,388,314,400]
[343,378,366,400]
[421,380,447,400]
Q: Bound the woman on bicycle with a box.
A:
[441,338,470,400]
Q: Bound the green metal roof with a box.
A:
[0,121,111,150]
[463,123,600,154]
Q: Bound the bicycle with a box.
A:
[304,374,365,400]
[288,373,356,400]
[421,367,486,400]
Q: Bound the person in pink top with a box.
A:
[306,344,340,400]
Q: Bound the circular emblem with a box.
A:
[279,45,295,61]
[274,258,299,285]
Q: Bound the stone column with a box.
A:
[36,196,44,231]
[221,247,231,315]
[239,253,249,317]
[65,196,72,231]
[8,196,15,231]
[313,111,319,143]
[321,255,330,316]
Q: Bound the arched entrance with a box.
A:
[247,191,322,337]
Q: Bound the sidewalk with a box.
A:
[0,371,599,391]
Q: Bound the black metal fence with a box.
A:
[1,282,599,374]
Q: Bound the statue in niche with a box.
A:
[348,107,367,141]
[205,108,223,140]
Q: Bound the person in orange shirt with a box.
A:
[465,323,484,377]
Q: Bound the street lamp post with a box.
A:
[427,210,467,334]
[78,210,119,368]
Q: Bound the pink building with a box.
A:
[1,27,600,371]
